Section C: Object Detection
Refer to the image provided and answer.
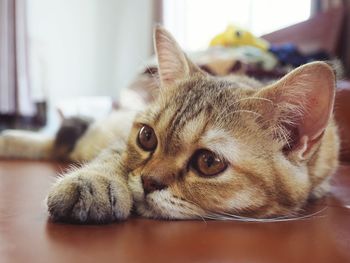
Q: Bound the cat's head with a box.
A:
[125,26,336,220]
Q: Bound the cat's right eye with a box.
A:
[191,149,227,177]
[137,125,157,151]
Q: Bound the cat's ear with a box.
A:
[257,62,335,160]
[154,26,203,87]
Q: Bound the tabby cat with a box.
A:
[3,27,340,223]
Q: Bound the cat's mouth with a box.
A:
[136,190,204,219]
[128,174,159,217]
[128,173,204,219]
[132,194,163,218]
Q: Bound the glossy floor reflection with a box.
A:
[0,160,349,263]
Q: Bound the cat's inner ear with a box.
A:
[154,26,203,87]
[257,62,335,159]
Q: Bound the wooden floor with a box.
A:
[0,159,350,263]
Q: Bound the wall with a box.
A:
[27,0,153,125]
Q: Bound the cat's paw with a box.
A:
[47,171,132,224]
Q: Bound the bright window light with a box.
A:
[163,0,311,51]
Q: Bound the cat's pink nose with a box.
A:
[141,175,168,195]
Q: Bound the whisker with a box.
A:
[134,54,160,86]
[205,206,327,223]
[171,196,207,223]
[231,110,262,117]
[227,97,274,108]
[214,96,272,121]
[218,109,263,122]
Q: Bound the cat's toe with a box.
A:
[47,177,90,223]
[47,174,131,224]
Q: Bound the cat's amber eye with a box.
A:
[191,149,227,176]
[137,125,157,151]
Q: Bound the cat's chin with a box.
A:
[128,173,205,220]
[133,193,199,220]
[134,191,201,220]
[134,200,165,219]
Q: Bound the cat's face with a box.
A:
[125,27,336,220]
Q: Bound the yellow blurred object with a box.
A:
[210,25,270,51]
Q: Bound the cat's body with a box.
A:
[0,110,136,162]
[0,27,339,223]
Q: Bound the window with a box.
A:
[163,0,311,51]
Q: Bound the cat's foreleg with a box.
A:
[46,140,132,223]
[0,130,54,160]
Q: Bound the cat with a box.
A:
[0,109,136,162]
[2,26,340,223]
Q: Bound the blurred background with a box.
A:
[0,0,349,132]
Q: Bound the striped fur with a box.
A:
[46,27,339,223]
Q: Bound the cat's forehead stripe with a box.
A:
[179,113,208,146]
[154,80,242,155]
[152,99,172,125]
[162,89,209,153]
[200,129,240,162]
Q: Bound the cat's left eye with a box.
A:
[191,149,227,176]
[137,125,157,151]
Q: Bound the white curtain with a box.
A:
[0,0,34,116]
